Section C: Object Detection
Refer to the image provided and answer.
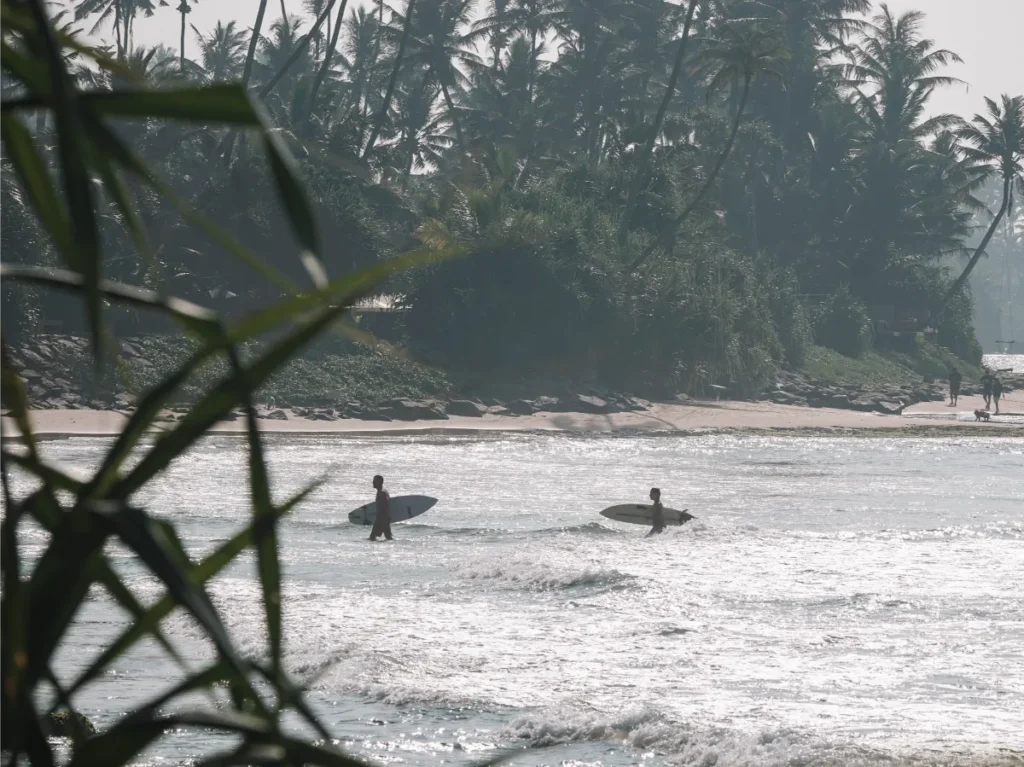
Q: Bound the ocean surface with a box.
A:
[11,433,1024,766]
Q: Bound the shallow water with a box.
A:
[14,434,1024,766]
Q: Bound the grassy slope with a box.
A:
[802,342,983,389]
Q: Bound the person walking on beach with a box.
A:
[948,367,962,407]
[992,374,1003,415]
[981,369,995,410]
[369,474,392,541]
[647,487,666,537]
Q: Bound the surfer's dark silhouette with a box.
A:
[647,487,666,537]
[369,474,392,541]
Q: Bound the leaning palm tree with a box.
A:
[654,21,787,251]
[930,95,1024,324]
[617,0,700,244]
[363,0,418,159]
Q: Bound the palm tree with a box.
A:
[74,0,161,58]
[930,95,1024,324]
[509,0,559,102]
[617,0,700,244]
[192,20,247,82]
[846,5,964,147]
[392,0,486,151]
[242,0,269,86]
[364,0,418,159]
[343,7,382,121]
[654,21,787,252]
[476,0,515,70]
[177,0,193,75]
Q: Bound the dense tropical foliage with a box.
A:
[4,0,1023,394]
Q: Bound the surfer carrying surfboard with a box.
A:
[647,488,665,537]
[369,475,393,541]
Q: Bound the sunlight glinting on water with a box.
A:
[18,434,1024,766]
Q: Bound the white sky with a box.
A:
[129,0,1023,120]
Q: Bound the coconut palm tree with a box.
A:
[845,5,964,147]
[192,20,247,82]
[177,0,193,75]
[74,0,162,58]
[658,21,787,245]
[364,0,418,159]
[617,0,699,243]
[242,0,269,86]
[930,95,1024,324]
[389,0,486,151]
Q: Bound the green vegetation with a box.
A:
[803,343,983,390]
[0,3,455,764]
[3,0,1021,399]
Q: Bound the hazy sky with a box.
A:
[132,0,1024,120]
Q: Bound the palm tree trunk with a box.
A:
[528,27,538,102]
[616,0,699,245]
[675,75,751,225]
[306,0,349,127]
[640,72,752,265]
[179,4,187,75]
[440,78,466,151]
[113,0,123,58]
[363,0,417,159]
[401,141,416,191]
[242,0,269,87]
[927,175,1012,327]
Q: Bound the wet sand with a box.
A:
[3,394,1021,440]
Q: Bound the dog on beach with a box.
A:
[974,409,991,422]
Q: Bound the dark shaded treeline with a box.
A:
[3,0,1022,394]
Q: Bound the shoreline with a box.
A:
[4,395,1021,441]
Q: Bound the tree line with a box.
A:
[3,0,1022,394]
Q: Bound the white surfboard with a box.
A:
[348,495,438,526]
[599,504,694,527]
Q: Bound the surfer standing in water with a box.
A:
[647,487,666,537]
[369,474,392,541]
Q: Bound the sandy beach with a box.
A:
[3,394,1021,440]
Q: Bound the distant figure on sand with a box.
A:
[948,367,962,407]
[981,370,995,410]
[647,488,666,537]
[369,474,392,541]
[992,374,1002,415]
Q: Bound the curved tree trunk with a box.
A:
[242,0,269,87]
[306,0,350,128]
[636,72,752,266]
[363,0,417,159]
[927,174,1012,327]
[670,76,751,238]
[616,0,699,245]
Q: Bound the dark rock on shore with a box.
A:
[380,399,448,421]
[767,369,949,415]
[446,400,488,417]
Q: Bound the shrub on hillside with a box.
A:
[937,288,983,365]
[765,268,813,367]
[812,286,873,358]
[402,174,785,396]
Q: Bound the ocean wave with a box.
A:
[460,561,637,592]
[504,707,1023,766]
